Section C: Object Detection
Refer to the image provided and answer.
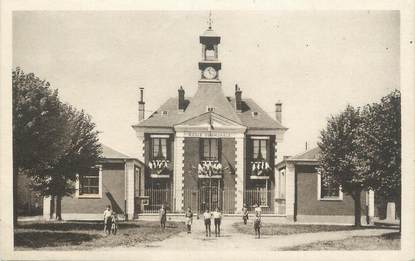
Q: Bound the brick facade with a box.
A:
[295,165,366,216]
[60,163,126,215]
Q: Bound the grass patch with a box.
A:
[280,232,401,250]
[233,222,368,236]
[15,220,185,250]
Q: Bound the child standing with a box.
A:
[185,207,193,234]
[110,211,118,235]
[242,204,249,225]
[103,205,112,235]
[254,211,261,239]
[212,207,222,237]
[203,208,212,237]
[159,204,167,229]
[253,203,262,239]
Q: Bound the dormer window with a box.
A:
[252,111,259,117]
[207,106,215,112]
[161,111,168,115]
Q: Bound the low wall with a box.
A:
[296,215,370,225]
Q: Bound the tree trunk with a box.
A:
[13,166,18,226]
[50,195,56,220]
[395,198,401,234]
[353,190,362,227]
[56,195,62,221]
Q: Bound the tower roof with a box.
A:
[177,83,242,125]
[200,11,220,41]
[202,28,219,37]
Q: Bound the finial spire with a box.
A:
[208,11,212,29]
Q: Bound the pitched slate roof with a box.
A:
[181,84,242,125]
[227,97,286,129]
[276,147,320,168]
[133,84,287,130]
[287,147,321,161]
[101,145,131,159]
[133,97,190,128]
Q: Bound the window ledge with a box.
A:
[78,195,102,199]
[319,197,343,201]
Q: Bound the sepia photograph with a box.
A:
[1,1,414,260]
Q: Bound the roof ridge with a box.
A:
[101,144,132,159]
[288,147,320,160]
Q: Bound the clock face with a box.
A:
[203,67,217,79]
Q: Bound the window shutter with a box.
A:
[218,138,222,162]
[166,137,171,160]
[199,138,204,161]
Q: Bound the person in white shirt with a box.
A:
[253,203,262,238]
[203,208,212,237]
[212,207,222,237]
[254,210,261,239]
[103,205,113,235]
[254,203,262,217]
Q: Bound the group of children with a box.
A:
[182,204,262,239]
[202,207,222,237]
[106,203,261,238]
[103,205,118,235]
[246,203,262,239]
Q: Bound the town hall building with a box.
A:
[132,23,287,215]
[41,21,377,224]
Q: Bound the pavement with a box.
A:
[109,218,398,251]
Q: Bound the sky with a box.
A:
[12,10,400,160]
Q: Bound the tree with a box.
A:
[359,90,401,219]
[318,105,370,226]
[13,67,102,221]
[31,104,102,220]
[13,68,68,224]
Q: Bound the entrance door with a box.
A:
[199,179,221,212]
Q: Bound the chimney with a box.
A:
[235,84,242,112]
[275,101,282,123]
[178,86,185,111]
[138,88,145,122]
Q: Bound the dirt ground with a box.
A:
[99,218,398,251]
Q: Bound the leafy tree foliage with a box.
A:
[13,68,102,220]
[13,68,67,177]
[359,90,401,216]
[318,91,401,226]
[318,105,367,226]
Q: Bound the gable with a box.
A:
[181,83,242,125]
[174,112,246,132]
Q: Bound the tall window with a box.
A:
[205,44,216,60]
[202,138,220,161]
[253,139,267,160]
[152,138,167,159]
[321,182,340,198]
[79,166,101,196]
[278,169,286,199]
[318,174,342,200]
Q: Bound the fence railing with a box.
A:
[143,189,174,213]
[142,188,281,215]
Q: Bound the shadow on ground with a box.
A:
[16,221,141,231]
[14,231,99,248]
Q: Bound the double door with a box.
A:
[199,178,222,212]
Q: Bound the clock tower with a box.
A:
[198,14,221,83]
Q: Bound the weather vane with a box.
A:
[208,10,212,29]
